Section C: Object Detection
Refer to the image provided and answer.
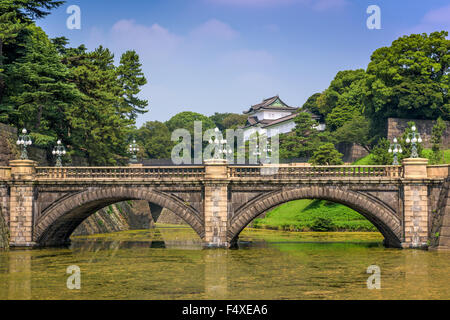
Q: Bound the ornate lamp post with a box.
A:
[252,134,272,164]
[16,128,32,160]
[52,140,66,167]
[208,128,232,160]
[128,140,140,164]
[405,125,422,158]
[388,137,402,165]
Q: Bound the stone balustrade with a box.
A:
[228,165,404,179]
[427,165,450,178]
[0,167,11,180]
[35,166,206,180]
[1,164,447,181]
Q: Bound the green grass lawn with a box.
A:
[253,199,377,232]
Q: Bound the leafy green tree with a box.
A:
[137,121,173,159]
[117,50,148,120]
[166,111,215,159]
[365,31,450,135]
[166,111,215,136]
[333,115,373,152]
[302,92,322,116]
[370,138,392,165]
[316,69,367,130]
[309,143,343,165]
[209,112,232,131]
[222,113,247,129]
[430,117,447,164]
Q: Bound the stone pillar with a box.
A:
[203,159,229,248]
[402,158,429,249]
[9,160,37,248]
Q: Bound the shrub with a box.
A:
[310,217,335,231]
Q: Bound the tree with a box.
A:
[279,112,326,159]
[371,122,424,165]
[63,45,133,165]
[137,121,173,159]
[370,138,392,165]
[430,117,447,164]
[166,111,215,136]
[0,0,64,103]
[117,50,148,120]
[210,112,232,131]
[333,115,373,152]
[365,31,450,134]
[222,113,247,129]
[309,143,343,165]
[1,25,80,146]
[302,92,322,116]
[316,69,367,126]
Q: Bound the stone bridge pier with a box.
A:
[0,158,449,250]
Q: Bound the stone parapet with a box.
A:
[403,158,428,179]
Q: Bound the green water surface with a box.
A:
[0,226,449,300]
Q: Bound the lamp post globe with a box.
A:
[388,137,402,165]
[128,140,139,164]
[16,128,32,160]
[405,125,422,158]
[52,139,66,167]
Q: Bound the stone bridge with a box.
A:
[0,158,449,250]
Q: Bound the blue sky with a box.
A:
[37,0,450,125]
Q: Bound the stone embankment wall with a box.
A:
[156,208,188,225]
[0,123,88,166]
[73,201,155,236]
[387,118,450,149]
[73,204,187,236]
[430,177,450,250]
[0,207,9,249]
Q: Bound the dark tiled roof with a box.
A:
[261,113,298,128]
[244,111,323,129]
[243,96,298,114]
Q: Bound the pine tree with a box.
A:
[117,50,148,120]
[2,25,80,145]
[0,0,64,104]
[63,45,133,165]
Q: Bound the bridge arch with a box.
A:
[34,187,204,246]
[228,186,402,247]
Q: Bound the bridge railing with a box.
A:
[427,165,450,178]
[228,165,403,179]
[35,166,206,180]
[0,167,11,180]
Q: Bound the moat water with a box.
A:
[0,225,449,300]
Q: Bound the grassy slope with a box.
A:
[253,199,377,232]
[354,149,450,165]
